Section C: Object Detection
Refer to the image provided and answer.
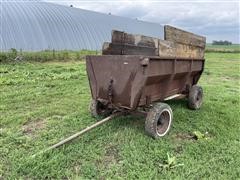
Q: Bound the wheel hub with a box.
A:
[157,110,171,136]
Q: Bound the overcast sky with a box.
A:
[45,0,239,43]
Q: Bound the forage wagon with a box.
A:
[86,25,206,139]
[33,26,207,156]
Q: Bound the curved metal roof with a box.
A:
[0,1,164,51]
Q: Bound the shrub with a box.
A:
[0,49,99,63]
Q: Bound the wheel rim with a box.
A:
[156,109,172,136]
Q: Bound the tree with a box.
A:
[212,40,232,45]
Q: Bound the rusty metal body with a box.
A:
[86,55,204,110]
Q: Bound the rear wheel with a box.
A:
[145,103,173,139]
[89,99,111,117]
[188,85,203,110]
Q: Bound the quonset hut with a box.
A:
[1,0,164,51]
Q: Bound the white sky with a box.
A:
[45,0,240,43]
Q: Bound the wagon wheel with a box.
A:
[188,85,203,110]
[89,99,112,118]
[145,103,173,139]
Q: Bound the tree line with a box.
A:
[212,40,232,45]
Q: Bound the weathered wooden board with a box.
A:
[112,30,159,48]
[158,40,175,58]
[164,25,206,48]
[103,40,204,59]
[158,40,204,59]
[103,28,206,59]
[102,42,157,56]
[175,43,204,59]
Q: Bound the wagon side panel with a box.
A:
[139,58,204,106]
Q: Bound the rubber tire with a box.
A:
[145,103,173,139]
[89,99,111,118]
[188,85,203,110]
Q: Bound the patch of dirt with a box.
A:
[174,131,213,142]
[221,76,239,81]
[174,145,184,154]
[105,144,120,164]
[97,144,120,168]
[174,133,197,141]
[22,118,46,136]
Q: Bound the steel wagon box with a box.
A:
[86,55,204,110]
[86,26,205,139]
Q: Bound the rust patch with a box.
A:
[22,118,46,136]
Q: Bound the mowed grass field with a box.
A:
[206,44,240,53]
[0,51,240,179]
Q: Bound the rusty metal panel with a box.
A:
[86,55,147,109]
[86,55,204,110]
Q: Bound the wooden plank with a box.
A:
[103,41,204,59]
[102,42,158,56]
[102,40,204,59]
[158,40,176,58]
[111,30,158,48]
[164,25,206,48]
[175,43,204,59]
[105,29,205,59]
[158,40,204,59]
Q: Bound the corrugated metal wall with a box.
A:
[0,1,164,51]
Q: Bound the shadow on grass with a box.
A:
[166,98,188,109]
[105,98,189,136]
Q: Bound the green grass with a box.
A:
[0,49,99,62]
[206,44,240,53]
[0,52,240,179]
